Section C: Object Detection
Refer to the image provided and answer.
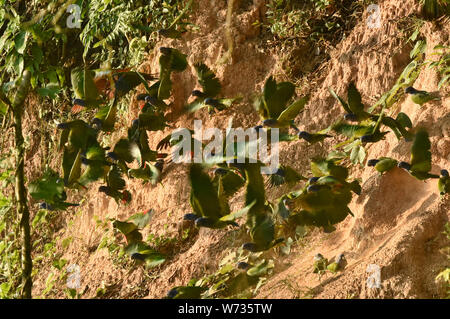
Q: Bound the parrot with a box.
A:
[158,47,188,100]
[29,170,79,211]
[438,169,449,195]
[298,131,333,144]
[70,67,104,113]
[242,212,284,252]
[128,162,160,185]
[185,164,252,229]
[38,201,79,211]
[367,157,398,175]
[186,63,241,114]
[98,165,132,204]
[327,253,346,273]
[137,112,170,132]
[329,82,372,122]
[107,138,142,171]
[404,86,440,106]
[254,76,309,132]
[267,165,307,187]
[166,286,205,299]
[78,144,112,186]
[397,128,439,180]
[359,112,389,144]
[57,120,98,151]
[313,253,328,275]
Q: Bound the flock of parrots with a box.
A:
[27,41,449,298]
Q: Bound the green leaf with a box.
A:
[14,31,27,54]
[13,54,24,75]
[128,210,153,229]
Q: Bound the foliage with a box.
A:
[428,45,450,89]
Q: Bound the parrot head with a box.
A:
[195,217,213,228]
[242,242,258,252]
[253,125,264,133]
[308,176,320,184]
[344,113,358,122]
[131,253,145,261]
[262,119,278,127]
[167,288,178,299]
[91,118,103,130]
[275,167,285,177]
[81,157,90,165]
[405,86,418,94]
[360,135,374,143]
[214,167,228,176]
[367,159,379,167]
[191,90,204,97]
[183,213,199,221]
[144,95,158,106]
[107,152,119,161]
[57,122,69,130]
[314,253,324,261]
[307,184,321,192]
[237,262,251,270]
[398,161,411,171]
[98,186,109,193]
[298,131,312,141]
[159,47,172,55]
[440,169,449,177]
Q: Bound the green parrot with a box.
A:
[29,170,79,211]
[438,169,449,195]
[313,253,328,275]
[99,165,132,204]
[57,120,98,151]
[185,164,251,229]
[242,212,284,252]
[128,162,160,185]
[310,157,349,182]
[331,121,376,140]
[70,67,103,113]
[212,167,245,198]
[186,63,241,114]
[267,165,307,187]
[137,112,170,132]
[78,144,111,186]
[398,128,439,180]
[298,130,333,144]
[288,179,354,233]
[405,86,440,106]
[327,253,346,273]
[128,120,166,166]
[367,157,398,175]
[62,147,83,188]
[255,76,309,131]
[166,286,205,299]
[359,112,389,144]
[310,175,361,195]
[107,138,142,171]
[158,47,188,100]
[92,103,117,133]
[124,241,165,268]
[379,113,414,141]
[329,82,372,122]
